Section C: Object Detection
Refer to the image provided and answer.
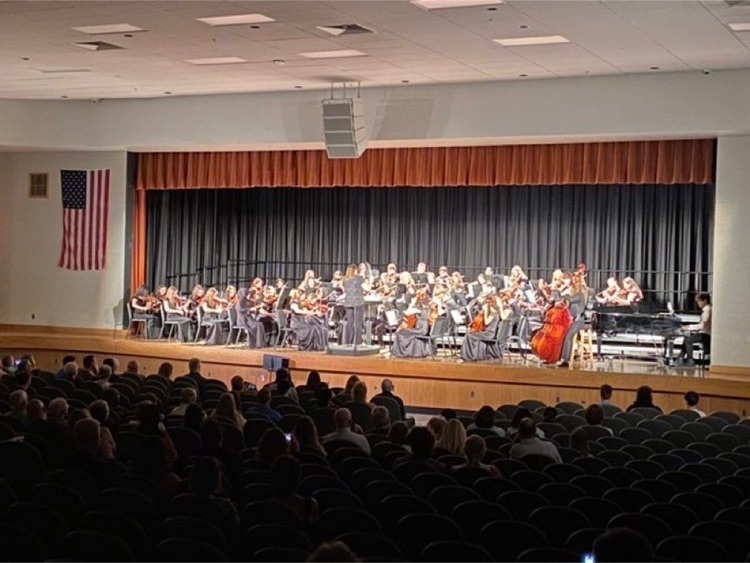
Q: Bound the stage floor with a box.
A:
[1,327,749,416]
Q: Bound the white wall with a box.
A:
[713,135,750,369]
[0,69,749,152]
[0,151,128,330]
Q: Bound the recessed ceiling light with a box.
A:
[650,66,659,70]
[401,80,410,83]
[21,57,30,61]
[487,6,498,11]
[61,95,68,99]
[519,25,529,29]
[184,57,247,65]
[250,25,260,29]
[294,85,303,89]
[124,34,133,38]
[519,73,528,77]
[494,35,569,47]
[299,49,367,59]
[412,0,503,9]
[196,14,274,26]
[164,91,172,95]
[729,22,750,32]
[71,23,144,35]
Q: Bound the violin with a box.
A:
[398,314,417,331]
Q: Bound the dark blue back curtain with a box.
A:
[146,183,713,309]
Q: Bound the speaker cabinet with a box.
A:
[322,98,367,159]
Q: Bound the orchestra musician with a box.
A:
[186,284,205,318]
[460,295,501,361]
[162,286,193,341]
[596,277,623,306]
[613,277,643,306]
[289,289,328,351]
[385,263,399,285]
[331,270,344,292]
[679,292,711,367]
[435,265,450,285]
[154,284,168,303]
[298,270,320,294]
[236,287,267,349]
[341,264,365,347]
[413,262,436,285]
[391,306,433,358]
[202,287,230,345]
[558,272,589,367]
[130,284,159,338]
[505,265,529,289]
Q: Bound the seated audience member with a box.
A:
[626,385,663,414]
[427,417,447,441]
[56,356,76,379]
[66,418,125,487]
[247,388,281,425]
[79,355,98,380]
[20,354,37,374]
[256,427,291,467]
[158,362,174,380]
[389,421,411,452]
[307,541,359,562]
[599,384,614,406]
[134,402,178,469]
[189,456,239,528]
[266,367,298,402]
[197,419,240,492]
[96,365,113,389]
[371,406,391,435]
[6,390,28,424]
[182,358,206,390]
[584,404,613,435]
[102,357,119,375]
[350,381,374,410]
[89,400,116,459]
[124,360,142,379]
[294,416,326,456]
[436,418,467,457]
[393,426,448,473]
[14,369,32,392]
[440,408,457,421]
[60,361,79,385]
[344,375,360,396]
[25,398,68,445]
[510,418,562,463]
[323,408,371,454]
[593,528,653,563]
[541,406,558,423]
[467,405,506,437]
[373,378,407,421]
[316,386,334,409]
[570,428,592,457]
[277,379,299,403]
[230,375,249,406]
[48,397,70,429]
[171,387,198,416]
[211,393,246,431]
[1,355,16,375]
[183,403,206,433]
[506,408,544,440]
[102,387,126,419]
[132,435,183,497]
[684,390,707,418]
[454,435,500,476]
[271,455,319,528]
[304,370,323,392]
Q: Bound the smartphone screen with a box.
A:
[583,554,595,563]
[284,433,292,443]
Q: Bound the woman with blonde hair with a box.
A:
[436,418,467,457]
[211,392,246,431]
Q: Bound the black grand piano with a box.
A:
[591,305,684,360]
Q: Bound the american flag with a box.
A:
[58,169,110,270]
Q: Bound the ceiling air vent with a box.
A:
[726,0,750,6]
[71,41,124,51]
[316,24,375,37]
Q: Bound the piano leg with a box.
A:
[597,333,603,360]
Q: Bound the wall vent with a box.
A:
[29,173,48,198]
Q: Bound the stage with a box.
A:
[1,326,749,416]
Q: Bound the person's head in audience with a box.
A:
[132,435,170,480]
[593,528,653,562]
[633,385,655,408]
[258,387,272,407]
[190,456,223,497]
[344,375,360,395]
[15,370,31,390]
[370,405,388,429]
[214,393,240,421]
[27,399,46,422]
[73,418,100,454]
[441,408,457,421]
[584,404,605,427]
[98,364,112,384]
[69,408,91,430]
[541,406,557,423]
[307,541,359,562]
[334,408,353,430]
[570,428,591,456]
[408,426,436,459]
[510,407,532,429]
[126,360,140,375]
[231,375,245,392]
[306,371,321,390]
[82,355,98,375]
[518,418,538,440]
[89,400,110,425]
[9,390,28,417]
[600,384,613,403]
[103,357,119,373]
[158,362,173,380]
[184,403,205,432]
[136,402,161,435]
[316,387,333,408]
[294,416,323,452]
[381,378,395,394]
[48,397,69,425]
[20,354,36,370]
[63,361,78,381]
[352,381,368,403]
[275,367,290,384]
[1,355,15,372]
[389,422,409,446]
[475,405,498,429]
[180,387,198,407]
[188,358,200,375]
[62,355,76,368]
[437,418,467,456]
[684,390,702,411]
[427,417,446,440]
[277,379,292,396]
[464,435,488,465]
[102,387,120,411]
[16,360,32,375]
[256,427,290,465]
[271,455,302,498]
[200,419,223,451]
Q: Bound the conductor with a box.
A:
[341,264,365,347]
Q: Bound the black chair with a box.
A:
[703,456,739,477]
[655,535,727,563]
[379,494,436,529]
[313,488,365,512]
[631,407,662,420]
[671,409,702,422]
[509,469,553,492]
[544,462,585,483]
[472,477,519,501]
[719,475,750,498]
[631,478,678,502]
[394,513,463,560]
[496,490,549,520]
[570,475,615,498]
[607,513,671,546]
[663,430,696,449]
[680,462,722,483]
[565,527,606,554]
[319,507,382,539]
[716,506,750,529]
[603,486,654,512]
[8,502,67,555]
[80,510,150,560]
[656,414,687,430]
[556,414,586,432]
[419,540,493,562]
[697,416,729,432]
[682,422,712,441]
[571,456,610,476]
[240,500,302,531]
[537,482,586,506]
[648,453,685,472]
[250,546,309,561]
[596,449,634,467]
[27,482,87,526]
[361,480,412,512]
[409,472,457,497]
[579,425,613,440]
[428,485,480,514]
[372,395,403,423]
[614,411,645,426]
[335,532,403,559]
[538,422,568,438]
[153,538,227,562]
[492,458,527,476]
[0,441,44,494]
[161,516,228,552]
[599,466,640,487]
[450,500,512,539]
[669,447,704,463]
[478,520,548,562]
[620,427,652,445]
[452,466,493,487]
[688,520,750,562]
[299,474,349,495]
[722,424,750,444]
[0,522,47,561]
[243,418,276,448]
[642,502,699,535]
[624,459,664,479]
[98,488,155,526]
[671,491,725,520]
[706,432,740,453]
[351,469,398,495]
[528,505,590,547]
[568,497,622,528]
[719,451,750,468]
[555,402,584,415]
[658,470,703,493]
[64,530,135,562]
[620,444,654,460]
[344,401,374,433]
[602,418,631,436]
[239,524,311,560]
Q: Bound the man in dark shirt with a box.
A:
[393,426,448,474]
[373,378,406,421]
[246,388,281,425]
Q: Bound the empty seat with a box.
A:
[537,482,587,506]
[637,419,672,437]
[688,520,750,562]
[528,505,590,547]
[497,490,549,520]
[478,520,547,562]
[450,500,512,539]
[544,463,586,483]
[419,540,493,562]
[648,453,685,472]
[658,470,703,493]
[394,513,463,560]
[429,486,479,514]
[663,430,696,449]
[624,459,664,480]
[239,524,311,560]
[608,513,671,546]
[680,462,722,483]
[655,535,727,563]
[569,475,614,498]
[603,486,654,512]
[631,478,678,503]
[319,507,382,540]
[619,427,652,445]
[568,497,622,528]
[63,530,135,562]
[671,491,725,520]
[153,538,227,562]
[335,532,402,559]
[509,470,554,492]
[641,502,699,534]
[599,467,640,487]
[596,450,634,467]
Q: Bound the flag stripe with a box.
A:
[102,170,110,268]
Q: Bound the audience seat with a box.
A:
[394,513,463,560]
[527,505,590,547]
[568,497,622,528]
[419,540,493,562]
[64,530,135,562]
[641,502,699,534]
[450,500,512,539]
[478,520,547,561]
[239,524,312,560]
[607,513,671,546]
[335,532,403,559]
[153,537,227,562]
[318,507,383,540]
[655,535,728,563]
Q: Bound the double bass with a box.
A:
[530,299,573,363]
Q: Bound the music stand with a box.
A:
[412,273,429,285]
[490,275,504,288]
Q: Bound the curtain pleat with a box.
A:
[135,140,714,190]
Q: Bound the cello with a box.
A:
[530,299,573,363]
